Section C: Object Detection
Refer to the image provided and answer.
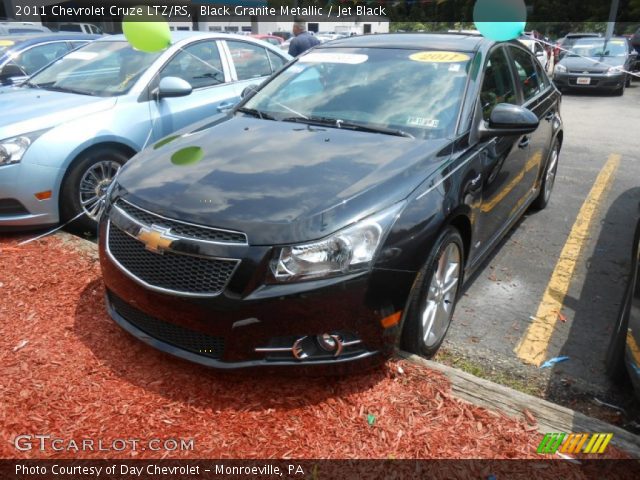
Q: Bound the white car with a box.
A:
[519,38,549,71]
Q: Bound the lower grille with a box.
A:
[109,292,225,359]
[0,199,29,216]
[107,223,239,296]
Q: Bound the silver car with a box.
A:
[0,32,290,231]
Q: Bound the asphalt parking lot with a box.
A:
[441,79,640,428]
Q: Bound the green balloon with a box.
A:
[171,146,204,166]
[122,13,171,53]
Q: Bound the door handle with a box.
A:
[216,102,235,112]
[518,136,530,149]
[544,111,555,121]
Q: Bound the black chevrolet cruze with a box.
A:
[99,33,563,370]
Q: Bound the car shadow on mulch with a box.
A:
[72,279,390,412]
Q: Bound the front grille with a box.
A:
[116,200,246,244]
[109,292,225,359]
[0,198,29,216]
[107,224,239,296]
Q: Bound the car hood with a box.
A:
[115,115,451,245]
[559,55,625,71]
[0,88,116,138]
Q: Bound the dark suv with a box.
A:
[99,33,563,370]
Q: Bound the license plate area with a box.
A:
[576,77,591,85]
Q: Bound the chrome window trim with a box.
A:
[105,220,241,298]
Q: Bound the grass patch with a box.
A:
[434,349,544,397]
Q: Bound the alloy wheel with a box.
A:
[421,243,461,348]
[78,160,121,220]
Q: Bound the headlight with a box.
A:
[270,202,405,282]
[0,129,49,166]
[606,66,623,75]
[554,64,567,74]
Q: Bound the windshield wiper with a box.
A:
[40,85,92,96]
[23,80,40,89]
[236,107,276,120]
[283,116,414,138]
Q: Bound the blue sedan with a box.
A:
[0,32,290,231]
[0,33,99,86]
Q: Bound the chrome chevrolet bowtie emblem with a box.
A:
[136,225,176,254]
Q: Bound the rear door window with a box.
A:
[226,40,273,80]
[508,46,543,103]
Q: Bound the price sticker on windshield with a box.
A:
[409,51,470,63]
[301,52,368,64]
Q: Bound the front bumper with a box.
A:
[0,162,61,229]
[553,72,626,91]
[98,216,416,371]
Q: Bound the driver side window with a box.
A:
[480,48,517,121]
[159,41,224,89]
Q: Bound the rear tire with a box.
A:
[401,227,464,358]
[532,139,559,210]
[60,148,129,233]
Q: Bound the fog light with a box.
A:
[317,333,338,352]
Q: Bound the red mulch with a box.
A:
[0,234,630,461]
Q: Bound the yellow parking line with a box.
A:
[515,153,621,365]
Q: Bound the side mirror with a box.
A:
[241,84,259,99]
[478,103,539,140]
[0,63,26,80]
[156,76,192,99]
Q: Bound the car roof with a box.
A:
[0,33,99,45]
[97,31,273,43]
[316,33,487,52]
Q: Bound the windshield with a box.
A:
[243,47,472,139]
[28,41,161,96]
[568,38,628,57]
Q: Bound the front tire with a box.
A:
[60,148,129,233]
[401,227,464,358]
[532,139,560,210]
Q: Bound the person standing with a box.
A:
[288,22,320,57]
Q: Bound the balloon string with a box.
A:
[17,210,87,246]
[523,33,640,79]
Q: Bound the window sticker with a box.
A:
[300,52,368,64]
[448,63,462,72]
[407,116,440,128]
[0,40,15,47]
[409,51,470,63]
